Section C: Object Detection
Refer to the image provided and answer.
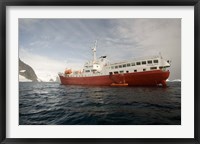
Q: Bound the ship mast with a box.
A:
[92,40,97,63]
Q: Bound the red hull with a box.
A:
[59,70,170,87]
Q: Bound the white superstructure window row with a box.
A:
[109,59,159,70]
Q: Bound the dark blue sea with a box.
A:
[19,82,181,125]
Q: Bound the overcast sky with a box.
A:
[19,18,181,81]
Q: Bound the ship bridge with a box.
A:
[83,54,109,74]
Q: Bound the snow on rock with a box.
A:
[20,70,26,73]
[19,75,32,82]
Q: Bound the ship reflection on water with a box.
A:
[19,82,181,125]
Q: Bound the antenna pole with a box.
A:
[92,40,97,63]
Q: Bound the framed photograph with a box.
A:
[0,0,199,144]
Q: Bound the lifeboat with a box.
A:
[65,69,72,74]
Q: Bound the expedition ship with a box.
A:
[59,41,170,87]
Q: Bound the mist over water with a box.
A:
[19,82,181,125]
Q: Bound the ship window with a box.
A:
[115,66,118,69]
[127,63,131,67]
[142,61,146,65]
[147,60,152,64]
[109,72,113,75]
[126,71,129,73]
[85,70,90,72]
[123,64,126,67]
[159,66,163,69]
[143,69,146,71]
[114,71,118,74]
[134,70,137,72]
[119,65,122,68]
[154,60,159,63]
[120,71,124,73]
[136,62,141,65]
[150,67,157,70]
[131,63,135,66]
[111,66,114,69]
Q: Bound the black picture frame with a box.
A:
[0,0,199,144]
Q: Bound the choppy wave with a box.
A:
[19,82,181,125]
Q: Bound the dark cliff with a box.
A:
[19,59,38,82]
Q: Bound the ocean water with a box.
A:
[19,82,181,125]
